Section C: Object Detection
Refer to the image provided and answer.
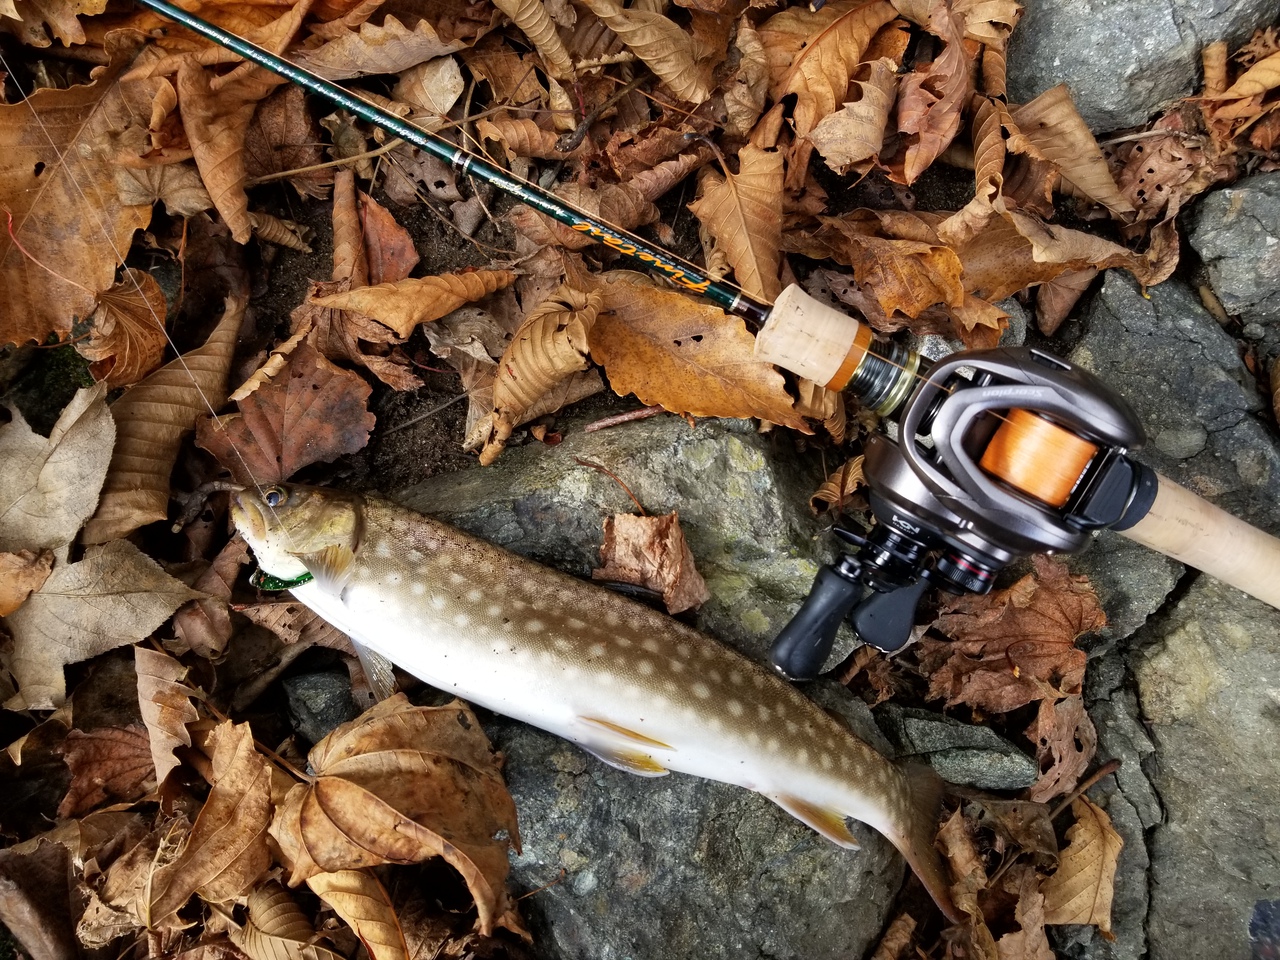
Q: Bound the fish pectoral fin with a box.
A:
[575,718,671,778]
[293,544,357,595]
[769,794,862,850]
[352,641,397,705]
[580,743,670,778]
[580,717,674,751]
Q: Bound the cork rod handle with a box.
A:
[1120,473,1280,609]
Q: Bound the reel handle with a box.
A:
[1120,473,1280,609]
[768,559,864,681]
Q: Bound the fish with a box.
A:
[229,481,961,923]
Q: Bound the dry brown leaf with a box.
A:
[995,864,1055,960]
[332,168,369,287]
[4,540,201,710]
[173,535,251,658]
[116,160,215,217]
[510,181,659,249]
[1024,694,1097,804]
[477,116,568,159]
[243,84,333,200]
[296,16,471,80]
[0,33,163,347]
[809,456,865,515]
[230,881,346,960]
[1035,267,1096,336]
[724,19,769,138]
[938,807,997,959]
[492,0,574,78]
[269,695,522,936]
[150,721,272,920]
[688,144,783,302]
[76,269,169,388]
[82,296,243,545]
[360,191,420,285]
[894,3,972,185]
[392,57,465,116]
[1042,796,1123,935]
[476,285,601,464]
[0,550,53,617]
[306,870,412,960]
[250,211,312,252]
[919,555,1106,713]
[195,342,376,486]
[1218,48,1280,98]
[794,378,847,443]
[805,58,899,174]
[57,724,153,818]
[237,600,355,654]
[588,275,809,431]
[312,270,517,339]
[868,913,917,960]
[592,512,711,615]
[135,646,199,787]
[0,383,113,553]
[1010,86,1133,218]
[579,0,714,102]
[295,279,421,392]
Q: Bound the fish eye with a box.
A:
[263,486,287,508]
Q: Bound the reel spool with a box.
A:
[978,409,1100,509]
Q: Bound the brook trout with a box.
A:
[230,482,959,922]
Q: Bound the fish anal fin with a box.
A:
[581,744,670,778]
[353,642,397,705]
[770,794,862,850]
[581,716,674,751]
[295,544,356,595]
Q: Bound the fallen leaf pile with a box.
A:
[3,0,1269,954]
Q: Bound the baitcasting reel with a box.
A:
[765,345,1159,681]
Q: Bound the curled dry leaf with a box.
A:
[478,116,570,159]
[172,535,251,658]
[116,160,215,217]
[269,695,522,937]
[895,3,972,185]
[588,275,809,431]
[724,19,768,138]
[492,0,574,78]
[810,456,865,515]
[230,881,346,960]
[312,270,518,339]
[76,269,169,388]
[795,379,847,443]
[1024,694,1097,804]
[4,540,201,711]
[509,181,658,250]
[332,168,369,287]
[82,297,244,545]
[360,191,420,286]
[243,84,333,200]
[249,211,313,253]
[579,0,714,102]
[57,725,154,818]
[937,808,997,958]
[593,512,711,615]
[995,864,1055,960]
[0,550,53,616]
[195,342,376,486]
[296,16,470,80]
[0,383,113,553]
[688,144,783,302]
[135,646,199,787]
[150,721,273,921]
[919,555,1106,713]
[305,870,412,960]
[806,58,899,174]
[867,913,917,960]
[1042,796,1123,935]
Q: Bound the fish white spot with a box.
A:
[554,639,573,653]
[677,644,692,658]
[588,643,606,657]
[797,748,808,762]
[766,738,779,752]
[412,583,426,596]
[729,672,743,686]
[375,542,391,558]
[757,705,771,720]
[357,566,371,577]
[430,596,447,610]
[663,680,677,694]
[753,674,765,687]
[727,700,744,717]
[747,731,761,746]
[708,670,722,684]
[786,721,798,734]
[820,754,833,770]
[467,589,483,602]
[450,573,466,585]
[615,636,632,648]
[670,661,685,674]
[637,661,655,676]
[408,550,423,562]
[605,612,621,627]
[567,618,586,631]
[641,638,661,654]
[692,682,711,699]
[453,613,470,627]
[526,619,545,633]
[386,572,401,585]
[488,604,504,617]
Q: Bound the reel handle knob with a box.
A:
[769,557,864,681]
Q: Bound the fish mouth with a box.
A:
[229,492,266,543]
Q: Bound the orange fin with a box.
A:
[580,744,670,778]
[294,544,356,595]
[769,794,862,850]
[581,717,674,751]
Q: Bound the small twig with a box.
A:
[1049,758,1122,822]
[516,868,567,900]
[583,404,666,433]
[556,73,648,152]
[383,393,468,436]
[573,457,647,515]
[204,700,316,784]
[243,138,404,186]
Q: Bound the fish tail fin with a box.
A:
[890,763,961,924]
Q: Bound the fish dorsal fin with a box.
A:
[769,794,862,850]
[353,642,397,704]
[576,716,672,778]
[294,544,356,595]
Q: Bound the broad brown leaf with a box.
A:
[230,881,346,960]
[76,269,169,388]
[1217,48,1280,98]
[938,808,998,960]
[150,721,272,920]
[393,56,465,116]
[295,16,470,80]
[4,540,201,710]
[312,270,517,339]
[492,0,573,78]
[243,84,333,200]
[0,33,163,347]
[0,550,53,616]
[805,58,899,174]
[919,555,1105,713]
[1035,268,1096,336]
[135,646,199,787]
[894,3,972,184]
[306,870,411,960]
[592,512,711,615]
[82,296,243,545]
[0,383,113,553]
[269,695,522,937]
[688,144,783,302]
[360,191,419,285]
[1024,694,1097,804]
[587,276,809,431]
[1042,796,1122,935]
[724,20,768,138]
[580,0,715,102]
[195,342,376,486]
[57,724,153,818]
[809,456,865,515]
[172,535,251,657]
[995,864,1055,960]
[237,600,354,654]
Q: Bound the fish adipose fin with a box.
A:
[769,794,861,850]
[577,717,671,777]
[295,544,357,595]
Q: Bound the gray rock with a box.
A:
[282,672,359,744]
[1067,533,1182,648]
[874,704,1039,790]
[1130,578,1280,960]
[1190,173,1280,327]
[1007,0,1276,132]
[397,417,901,960]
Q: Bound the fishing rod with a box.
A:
[130,0,1280,674]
